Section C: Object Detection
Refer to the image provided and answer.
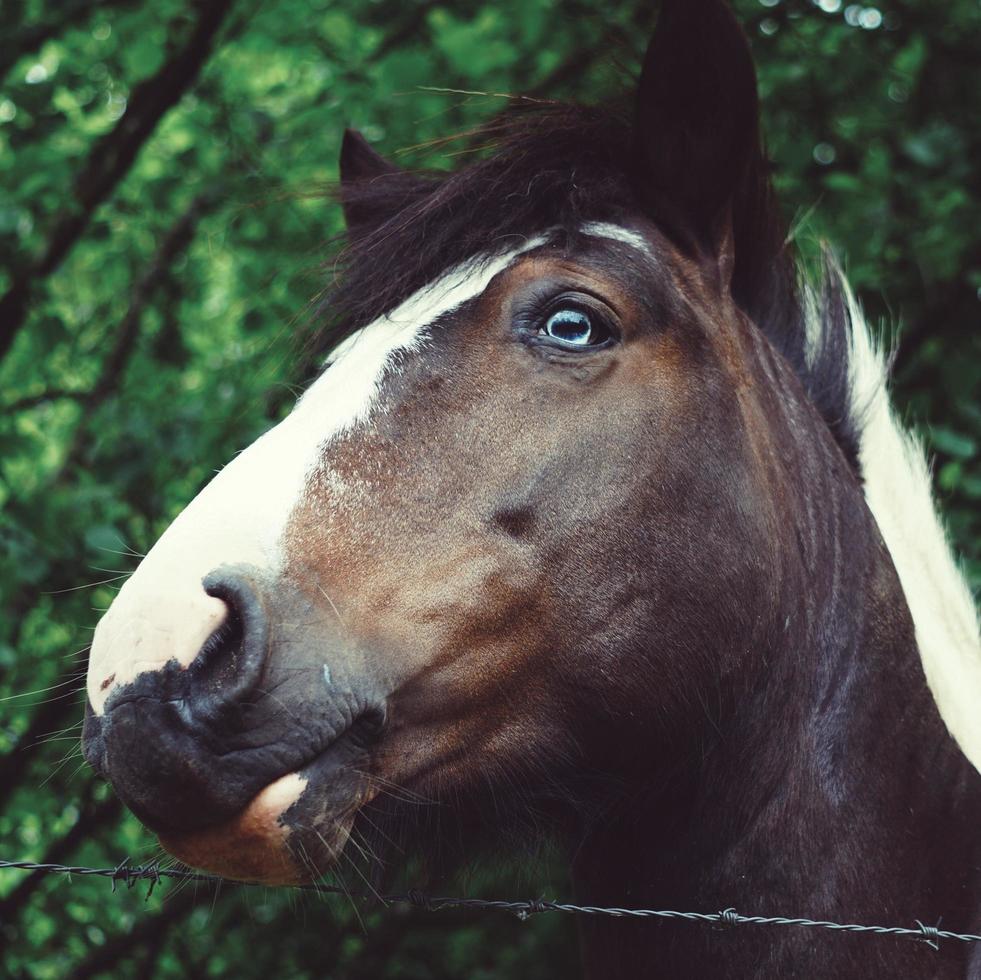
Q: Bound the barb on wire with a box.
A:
[1,858,977,948]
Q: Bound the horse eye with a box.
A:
[542,308,605,347]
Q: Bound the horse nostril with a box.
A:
[191,568,271,700]
[196,594,245,668]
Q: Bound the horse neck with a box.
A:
[572,403,981,978]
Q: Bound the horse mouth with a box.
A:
[157,767,367,886]
[158,771,313,885]
[154,714,382,885]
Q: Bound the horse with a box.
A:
[81,0,981,976]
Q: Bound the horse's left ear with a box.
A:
[340,129,399,184]
[633,0,761,264]
[338,129,402,233]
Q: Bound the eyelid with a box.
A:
[542,289,618,318]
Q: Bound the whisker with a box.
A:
[37,719,85,738]
[29,735,83,747]
[318,831,369,930]
[94,544,146,559]
[61,644,93,661]
[0,672,86,702]
[7,686,86,709]
[42,574,130,595]
[348,768,436,806]
[50,756,90,788]
[345,826,382,875]
[316,584,347,631]
[355,808,405,856]
[252,687,300,723]
[340,843,385,908]
[38,743,85,786]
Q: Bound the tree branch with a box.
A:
[0,193,212,797]
[0,787,122,926]
[2,190,210,418]
[0,667,87,815]
[0,0,236,366]
[2,386,89,414]
[67,887,201,980]
[0,0,139,84]
[81,192,212,415]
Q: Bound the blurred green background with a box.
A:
[1,0,978,976]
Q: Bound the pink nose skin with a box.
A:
[87,579,229,715]
[84,380,331,716]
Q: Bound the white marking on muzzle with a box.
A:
[87,238,545,714]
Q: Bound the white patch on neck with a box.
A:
[87,238,543,712]
[836,283,981,771]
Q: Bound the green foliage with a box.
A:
[0,0,978,976]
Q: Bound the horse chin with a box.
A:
[156,771,351,886]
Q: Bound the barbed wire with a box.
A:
[0,858,975,949]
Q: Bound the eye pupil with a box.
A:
[544,308,595,346]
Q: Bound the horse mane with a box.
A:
[319,100,862,467]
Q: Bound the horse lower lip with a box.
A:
[154,719,375,882]
[157,770,309,884]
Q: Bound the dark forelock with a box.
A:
[313,101,861,471]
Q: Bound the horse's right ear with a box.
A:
[338,129,401,233]
[632,0,761,261]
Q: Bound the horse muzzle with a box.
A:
[82,564,385,882]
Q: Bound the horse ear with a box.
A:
[633,0,761,259]
[340,129,398,184]
[338,129,401,232]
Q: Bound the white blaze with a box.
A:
[87,239,545,714]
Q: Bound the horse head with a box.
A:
[82,12,981,975]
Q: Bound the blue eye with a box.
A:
[543,308,600,347]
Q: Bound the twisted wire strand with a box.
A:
[0,858,976,946]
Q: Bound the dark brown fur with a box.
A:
[83,2,981,976]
